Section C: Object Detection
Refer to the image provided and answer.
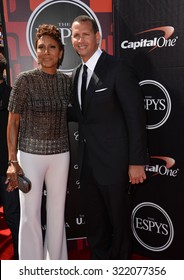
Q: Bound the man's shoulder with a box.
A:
[100,51,128,65]
[73,63,82,71]
[72,63,82,77]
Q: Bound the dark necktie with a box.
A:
[81,64,88,111]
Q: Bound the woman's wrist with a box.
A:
[8,160,19,165]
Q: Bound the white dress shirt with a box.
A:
[78,48,102,107]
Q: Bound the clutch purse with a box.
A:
[18,174,32,193]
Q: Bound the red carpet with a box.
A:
[0,206,148,260]
[0,206,91,260]
[0,206,14,260]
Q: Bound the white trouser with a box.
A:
[18,151,70,260]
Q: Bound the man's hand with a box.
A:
[128,165,146,184]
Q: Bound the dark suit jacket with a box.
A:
[71,51,148,185]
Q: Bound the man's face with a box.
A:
[71,20,100,63]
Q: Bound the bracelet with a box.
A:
[8,160,19,165]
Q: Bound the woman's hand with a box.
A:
[6,161,24,192]
[6,112,22,192]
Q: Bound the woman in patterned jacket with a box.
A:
[6,24,71,260]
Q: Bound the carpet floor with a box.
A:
[0,206,148,260]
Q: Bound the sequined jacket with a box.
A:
[8,68,72,155]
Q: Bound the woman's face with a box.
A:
[36,35,62,74]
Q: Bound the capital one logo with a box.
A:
[145,156,179,177]
[26,0,102,73]
[121,26,178,52]
[132,202,174,252]
[139,80,171,129]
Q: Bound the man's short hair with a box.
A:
[72,15,99,34]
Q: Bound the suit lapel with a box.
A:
[83,71,99,114]
[83,51,108,114]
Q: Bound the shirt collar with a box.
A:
[82,48,102,72]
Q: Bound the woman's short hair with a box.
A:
[35,24,64,67]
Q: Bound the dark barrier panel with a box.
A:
[113,0,184,259]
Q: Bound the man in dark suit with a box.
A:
[71,15,148,259]
[0,53,20,259]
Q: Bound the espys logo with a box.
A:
[140,80,171,129]
[121,26,177,52]
[26,0,102,73]
[146,156,179,177]
[132,202,174,252]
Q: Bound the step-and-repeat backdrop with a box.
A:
[1,0,183,259]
